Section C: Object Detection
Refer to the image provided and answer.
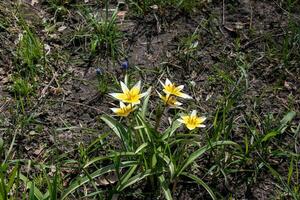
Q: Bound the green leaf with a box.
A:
[141,87,152,119]
[261,130,279,142]
[158,153,175,179]
[19,174,45,200]
[101,115,125,139]
[117,165,138,188]
[158,175,173,200]
[169,138,199,146]
[182,173,217,200]
[6,165,18,193]
[29,182,35,200]
[279,111,296,132]
[134,143,148,154]
[136,114,154,142]
[287,156,294,185]
[162,120,182,140]
[117,170,152,191]
[61,161,137,199]
[152,154,157,168]
[101,115,131,150]
[84,152,139,168]
[280,111,296,125]
[177,141,238,176]
[262,111,296,142]
[0,138,3,153]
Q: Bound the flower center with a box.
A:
[187,116,197,126]
[125,91,135,100]
[166,95,176,105]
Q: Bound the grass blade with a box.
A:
[117,170,152,191]
[61,161,137,199]
[19,173,45,200]
[177,141,238,176]
[158,175,173,200]
[182,173,217,200]
[158,153,175,179]
[141,87,152,119]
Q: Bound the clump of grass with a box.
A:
[11,77,33,97]
[177,26,200,71]
[89,9,122,60]
[46,0,71,21]
[73,3,123,61]
[17,19,43,78]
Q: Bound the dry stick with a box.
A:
[0,99,11,113]
[49,99,104,113]
[250,1,253,30]
[38,72,58,100]
[222,0,225,25]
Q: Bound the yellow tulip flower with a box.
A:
[160,79,192,99]
[110,81,147,105]
[178,110,206,130]
[157,91,182,108]
[110,102,135,117]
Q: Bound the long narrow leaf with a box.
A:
[101,115,131,150]
[162,120,182,140]
[101,115,125,139]
[134,143,148,154]
[182,173,217,200]
[84,152,139,168]
[136,114,154,142]
[117,170,152,191]
[158,153,175,179]
[61,161,137,199]
[177,141,238,176]
[6,165,18,193]
[158,175,173,200]
[19,174,45,200]
[117,165,138,189]
[141,87,152,119]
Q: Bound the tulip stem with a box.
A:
[154,95,171,130]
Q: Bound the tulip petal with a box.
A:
[110,93,125,100]
[176,85,184,91]
[120,81,129,93]
[191,110,197,116]
[165,78,172,86]
[178,92,193,99]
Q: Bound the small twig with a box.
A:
[49,99,104,113]
[153,13,161,34]
[38,72,58,100]
[0,99,11,113]
[250,1,253,30]
[222,0,225,25]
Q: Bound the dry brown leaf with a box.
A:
[31,0,38,6]
[97,172,118,186]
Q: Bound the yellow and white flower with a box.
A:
[178,110,206,130]
[160,79,192,99]
[157,91,182,108]
[110,81,147,105]
[110,102,135,117]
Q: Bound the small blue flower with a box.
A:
[121,60,129,70]
[96,68,103,75]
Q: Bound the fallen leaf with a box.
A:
[97,172,118,186]
[31,0,38,6]
[58,26,67,32]
[117,11,127,23]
